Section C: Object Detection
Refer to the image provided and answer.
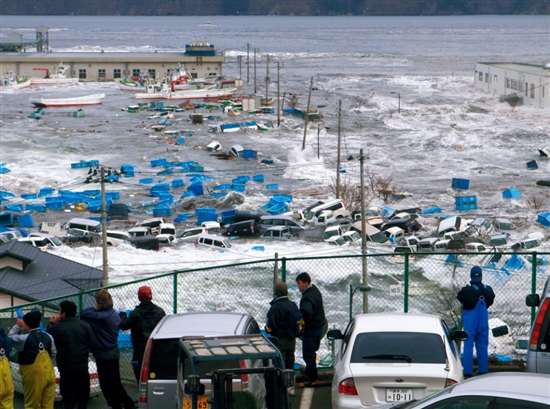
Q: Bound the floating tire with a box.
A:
[536,180,550,187]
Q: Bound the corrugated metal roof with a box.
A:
[0,241,103,303]
[477,62,550,77]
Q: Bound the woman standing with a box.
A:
[81,290,135,409]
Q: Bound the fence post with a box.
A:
[173,272,178,314]
[78,292,83,317]
[274,252,279,290]
[281,257,287,282]
[531,251,537,324]
[403,255,409,313]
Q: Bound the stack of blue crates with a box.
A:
[455,196,477,211]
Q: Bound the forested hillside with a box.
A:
[2,0,549,16]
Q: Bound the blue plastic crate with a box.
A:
[83,190,101,197]
[197,213,218,225]
[174,213,188,223]
[105,192,121,200]
[21,193,38,200]
[242,149,257,159]
[190,164,204,172]
[196,208,217,216]
[210,193,226,198]
[266,184,278,190]
[26,203,47,212]
[187,184,204,196]
[422,206,442,215]
[17,214,35,228]
[121,164,135,177]
[253,174,265,183]
[451,178,470,190]
[45,201,64,210]
[151,158,167,167]
[456,203,478,211]
[139,178,154,184]
[232,176,251,184]
[221,210,237,225]
[38,187,55,198]
[212,184,231,192]
[172,178,184,188]
[527,160,538,169]
[232,184,246,192]
[502,188,520,199]
[150,183,170,192]
[272,194,293,203]
[4,204,23,212]
[455,196,477,205]
[153,207,173,217]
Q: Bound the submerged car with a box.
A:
[328,313,466,408]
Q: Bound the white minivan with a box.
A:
[65,218,102,234]
[303,199,349,221]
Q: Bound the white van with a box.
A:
[303,199,349,221]
[18,233,63,249]
[196,233,232,249]
[65,218,102,234]
[0,229,23,243]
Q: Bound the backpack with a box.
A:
[280,302,305,338]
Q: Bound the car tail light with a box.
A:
[445,378,458,388]
[139,337,154,403]
[240,359,249,383]
[89,373,99,380]
[338,378,357,395]
[529,298,550,351]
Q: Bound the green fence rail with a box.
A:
[1,251,548,407]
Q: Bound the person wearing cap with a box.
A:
[47,300,96,409]
[119,286,165,381]
[81,290,135,409]
[457,266,495,377]
[0,327,14,409]
[8,310,57,409]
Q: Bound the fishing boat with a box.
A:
[134,82,236,101]
[282,107,323,120]
[30,93,105,108]
[1,71,31,90]
[30,64,79,85]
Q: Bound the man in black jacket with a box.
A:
[48,300,96,409]
[296,272,326,388]
[265,281,302,396]
[119,286,166,381]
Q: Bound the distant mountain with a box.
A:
[3,0,549,16]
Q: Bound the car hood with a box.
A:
[350,363,448,406]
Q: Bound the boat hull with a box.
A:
[30,93,105,108]
[1,79,32,90]
[30,77,79,85]
[135,87,237,100]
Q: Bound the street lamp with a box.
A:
[317,126,330,159]
[349,284,371,321]
[391,92,401,114]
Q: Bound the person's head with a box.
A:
[59,300,77,319]
[138,285,153,302]
[470,266,482,283]
[22,310,42,331]
[274,281,288,298]
[296,272,311,292]
[95,289,113,310]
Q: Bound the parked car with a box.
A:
[158,222,177,238]
[328,313,466,408]
[124,236,160,251]
[258,215,306,236]
[303,198,350,221]
[525,276,550,374]
[311,210,336,226]
[324,225,346,242]
[366,373,550,409]
[62,228,96,244]
[392,245,415,263]
[128,226,152,237]
[201,221,222,234]
[511,237,542,250]
[383,226,405,244]
[351,209,384,226]
[138,312,261,409]
[196,233,232,249]
[65,218,102,234]
[18,233,63,249]
[464,217,493,237]
[0,229,23,243]
[177,227,206,242]
[327,235,351,247]
[222,220,260,237]
[135,217,166,235]
[437,216,462,236]
[416,237,440,252]
[349,221,388,243]
[260,225,294,240]
[157,234,176,246]
[381,217,421,234]
[105,230,130,246]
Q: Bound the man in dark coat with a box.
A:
[81,290,135,409]
[265,281,302,396]
[296,272,326,388]
[48,300,97,409]
[457,266,495,377]
[119,286,165,381]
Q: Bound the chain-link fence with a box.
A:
[1,251,547,407]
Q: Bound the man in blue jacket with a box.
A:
[457,266,495,377]
[81,290,135,409]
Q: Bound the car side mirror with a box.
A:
[526,294,540,308]
[451,330,468,342]
[326,329,343,341]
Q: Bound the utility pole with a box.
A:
[301,76,314,151]
[360,149,368,313]
[100,167,109,287]
[336,100,342,198]
[237,55,242,80]
[254,48,258,94]
[246,43,250,83]
[277,62,281,127]
[265,54,270,100]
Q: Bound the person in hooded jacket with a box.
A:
[8,310,56,409]
[119,286,165,381]
[81,290,134,409]
[0,327,14,409]
[457,266,495,377]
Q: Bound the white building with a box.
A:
[474,62,550,109]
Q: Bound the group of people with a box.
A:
[0,285,165,409]
[0,266,494,408]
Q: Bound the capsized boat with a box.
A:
[30,93,105,108]
[1,71,31,90]
[30,64,79,85]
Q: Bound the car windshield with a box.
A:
[49,236,64,246]
[351,332,446,363]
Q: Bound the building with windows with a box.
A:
[0,42,226,82]
[474,62,550,109]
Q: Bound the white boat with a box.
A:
[30,93,105,108]
[30,64,79,85]
[2,71,31,90]
[135,83,236,101]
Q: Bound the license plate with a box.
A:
[386,388,413,402]
[183,395,209,409]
